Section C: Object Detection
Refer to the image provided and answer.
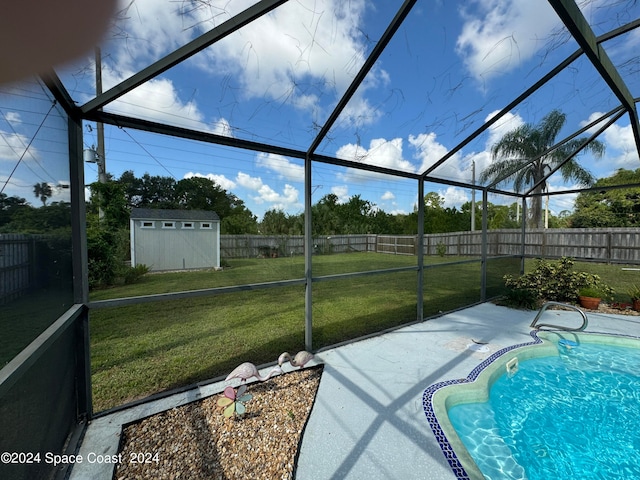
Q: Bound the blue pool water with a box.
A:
[448,341,640,479]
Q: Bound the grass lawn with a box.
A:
[89,253,640,412]
[90,253,464,411]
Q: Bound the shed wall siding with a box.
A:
[132,220,220,271]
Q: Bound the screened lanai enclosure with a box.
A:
[2,1,640,478]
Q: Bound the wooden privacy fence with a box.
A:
[221,228,640,264]
[424,228,640,263]
[3,229,639,300]
[0,234,33,305]
[220,234,377,258]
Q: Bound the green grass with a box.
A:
[90,253,465,411]
[89,253,640,412]
[91,287,306,411]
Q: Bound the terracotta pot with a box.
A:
[578,295,601,310]
[633,299,640,311]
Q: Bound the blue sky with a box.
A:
[2,0,640,220]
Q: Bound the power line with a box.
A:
[0,101,57,195]
[120,127,177,179]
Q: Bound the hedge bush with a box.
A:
[503,257,613,308]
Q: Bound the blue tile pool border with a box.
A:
[422,329,640,479]
[421,330,543,479]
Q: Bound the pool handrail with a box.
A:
[530,301,588,331]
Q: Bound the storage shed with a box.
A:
[130,208,220,271]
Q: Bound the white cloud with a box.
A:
[0,129,36,162]
[212,118,234,137]
[546,182,579,215]
[456,0,559,82]
[194,0,384,122]
[236,171,301,210]
[463,150,492,184]
[379,190,407,215]
[408,132,468,182]
[408,132,451,173]
[330,185,349,203]
[388,207,408,215]
[256,152,304,182]
[381,191,395,201]
[464,110,525,186]
[109,0,194,72]
[336,137,415,182]
[236,171,264,191]
[183,171,236,190]
[96,0,385,133]
[438,186,469,208]
[0,129,51,198]
[582,112,638,168]
[485,110,524,148]
[102,64,213,130]
[4,112,21,124]
[604,124,637,162]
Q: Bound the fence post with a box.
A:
[481,190,488,301]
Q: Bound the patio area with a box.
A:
[69,303,640,479]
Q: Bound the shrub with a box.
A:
[436,241,446,257]
[123,264,150,284]
[87,224,119,288]
[87,221,136,289]
[578,286,605,298]
[628,284,640,301]
[502,287,539,310]
[503,257,613,306]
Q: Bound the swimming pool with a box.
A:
[423,332,640,480]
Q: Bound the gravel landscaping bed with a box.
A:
[114,366,323,480]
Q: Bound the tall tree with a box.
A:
[571,168,640,227]
[312,193,341,235]
[118,170,144,207]
[0,193,27,227]
[175,176,228,213]
[138,173,178,208]
[261,209,296,235]
[480,110,604,228]
[33,182,53,206]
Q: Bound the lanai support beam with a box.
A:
[81,0,289,114]
[307,0,418,155]
[304,153,313,351]
[548,0,640,161]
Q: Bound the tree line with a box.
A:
[87,170,528,235]
[3,167,640,237]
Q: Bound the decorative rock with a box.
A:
[114,367,322,480]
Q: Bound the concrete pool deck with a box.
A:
[69,303,640,480]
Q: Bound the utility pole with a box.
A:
[95,47,106,219]
[95,47,106,184]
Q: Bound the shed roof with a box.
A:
[131,208,220,221]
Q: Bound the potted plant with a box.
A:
[577,286,604,310]
[628,285,640,311]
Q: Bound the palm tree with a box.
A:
[480,110,605,228]
[33,182,53,206]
